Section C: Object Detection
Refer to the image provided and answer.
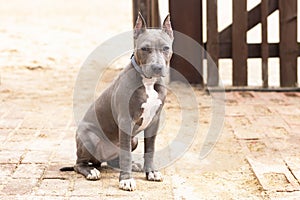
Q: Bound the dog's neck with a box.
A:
[131,55,148,79]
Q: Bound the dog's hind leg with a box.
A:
[75,140,102,180]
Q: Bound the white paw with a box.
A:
[119,178,136,191]
[147,171,163,182]
[86,168,101,180]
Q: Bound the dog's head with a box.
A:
[133,13,174,78]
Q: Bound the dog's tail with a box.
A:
[59,166,74,171]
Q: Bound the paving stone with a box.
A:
[70,196,103,200]
[5,108,28,118]
[4,196,65,200]
[234,126,289,140]
[0,119,22,129]
[255,93,288,105]
[269,191,300,200]
[6,132,33,144]
[232,92,263,104]
[35,178,69,196]
[273,135,300,155]
[71,179,103,196]
[223,91,236,102]
[227,115,252,128]
[226,105,274,116]
[249,116,290,130]
[290,126,300,134]
[0,129,11,142]
[253,105,274,115]
[0,196,23,200]
[0,109,7,119]
[22,150,52,164]
[1,178,38,195]
[2,140,30,151]
[247,155,300,192]
[51,155,76,165]
[35,129,65,140]
[283,115,300,126]
[28,138,61,151]
[42,111,71,130]
[233,127,264,140]
[44,163,72,180]
[244,140,268,153]
[50,139,77,164]
[284,156,300,182]
[0,150,24,164]
[20,116,45,130]
[99,175,172,200]
[51,148,76,164]
[271,105,300,115]
[12,164,45,179]
[266,126,290,138]
[0,164,16,179]
[281,93,300,104]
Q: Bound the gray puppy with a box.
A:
[61,13,174,191]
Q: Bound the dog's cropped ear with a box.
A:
[134,12,147,39]
[162,14,174,39]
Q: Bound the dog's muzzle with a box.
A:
[131,55,166,78]
[151,64,163,74]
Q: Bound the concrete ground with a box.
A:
[1,0,300,199]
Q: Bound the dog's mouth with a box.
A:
[137,62,168,79]
[144,73,166,79]
[156,73,167,78]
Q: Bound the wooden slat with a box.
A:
[218,0,278,62]
[232,0,248,86]
[132,0,147,27]
[261,0,269,88]
[132,0,139,27]
[169,0,203,85]
[207,0,219,86]
[156,0,299,88]
[146,0,151,25]
[219,0,278,43]
[151,0,160,28]
[205,43,300,59]
[132,0,160,28]
[279,0,298,87]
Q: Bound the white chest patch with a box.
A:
[138,78,162,131]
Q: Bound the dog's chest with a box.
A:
[138,78,162,131]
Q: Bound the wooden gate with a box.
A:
[133,0,299,89]
[132,0,160,28]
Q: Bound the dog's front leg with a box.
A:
[144,118,163,182]
[118,125,136,191]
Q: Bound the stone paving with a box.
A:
[226,92,300,195]
[1,0,300,199]
[0,64,300,199]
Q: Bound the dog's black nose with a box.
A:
[152,64,163,74]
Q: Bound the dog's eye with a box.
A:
[163,46,170,52]
[141,47,150,52]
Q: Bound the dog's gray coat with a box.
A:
[62,13,173,191]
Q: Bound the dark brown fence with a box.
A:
[132,0,160,28]
[133,0,299,88]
